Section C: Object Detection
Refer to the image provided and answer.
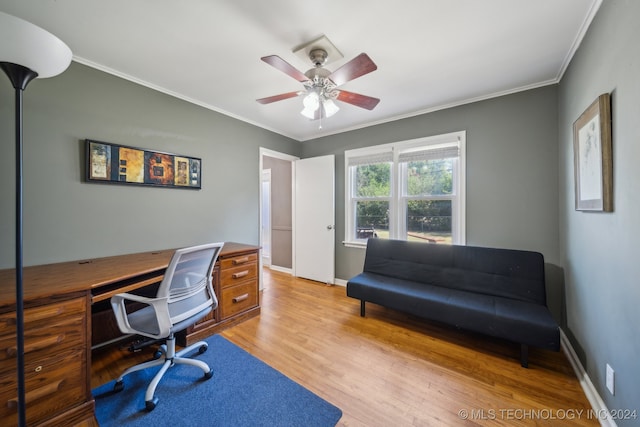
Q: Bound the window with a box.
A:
[345,131,465,246]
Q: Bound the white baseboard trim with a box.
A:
[264,267,346,287]
[334,278,347,287]
[560,329,617,427]
[268,265,292,275]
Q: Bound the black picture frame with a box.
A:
[85,139,201,189]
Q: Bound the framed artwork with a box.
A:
[572,93,612,211]
[86,139,201,189]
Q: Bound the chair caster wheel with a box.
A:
[113,380,124,392]
[204,369,213,380]
[198,344,208,354]
[145,397,158,411]
[153,349,163,359]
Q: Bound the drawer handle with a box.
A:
[232,257,250,265]
[232,293,249,303]
[232,270,249,279]
[6,334,65,357]
[7,379,64,408]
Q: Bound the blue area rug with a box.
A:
[93,335,342,427]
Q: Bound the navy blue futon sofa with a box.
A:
[346,238,560,367]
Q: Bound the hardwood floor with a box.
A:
[92,268,598,426]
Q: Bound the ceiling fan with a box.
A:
[257,48,380,121]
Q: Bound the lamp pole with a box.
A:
[1,61,38,427]
[1,12,72,426]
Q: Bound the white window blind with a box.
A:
[346,151,393,166]
[398,145,460,163]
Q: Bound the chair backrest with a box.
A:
[157,242,224,326]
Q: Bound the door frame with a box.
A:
[261,168,272,268]
[259,148,299,284]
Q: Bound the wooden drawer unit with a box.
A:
[178,243,260,346]
[219,251,258,320]
[0,295,92,426]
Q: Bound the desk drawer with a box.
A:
[0,314,85,366]
[219,281,258,320]
[220,252,257,272]
[0,298,86,364]
[0,346,86,426]
[0,297,85,336]
[220,261,257,289]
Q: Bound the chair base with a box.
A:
[113,334,212,411]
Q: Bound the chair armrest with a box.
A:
[110,293,172,339]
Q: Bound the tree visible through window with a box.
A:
[345,132,465,246]
[403,158,453,243]
[355,163,390,238]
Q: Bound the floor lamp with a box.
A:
[0,11,71,427]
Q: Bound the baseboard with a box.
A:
[264,266,346,286]
[268,265,292,275]
[560,329,617,427]
[334,278,347,287]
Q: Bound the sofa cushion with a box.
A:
[347,272,559,350]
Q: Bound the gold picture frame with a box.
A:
[573,93,612,211]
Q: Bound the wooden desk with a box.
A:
[0,242,260,426]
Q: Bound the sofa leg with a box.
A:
[520,344,529,368]
[360,300,365,317]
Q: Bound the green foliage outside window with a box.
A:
[354,163,391,233]
[355,163,390,197]
[406,159,453,235]
[354,159,454,239]
[406,159,453,196]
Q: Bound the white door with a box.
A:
[294,155,335,283]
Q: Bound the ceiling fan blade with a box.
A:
[328,53,377,87]
[261,55,310,83]
[256,91,302,104]
[336,90,380,110]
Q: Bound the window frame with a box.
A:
[344,131,466,248]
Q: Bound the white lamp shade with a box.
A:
[322,98,339,118]
[0,11,72,78]
[301,91,320,119]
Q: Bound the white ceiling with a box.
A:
[1,0,601,142]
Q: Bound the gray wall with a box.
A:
[0,62,300,268]
[558,0,640,421]
[302,85,560,283]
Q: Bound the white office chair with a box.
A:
[110,242,224,411]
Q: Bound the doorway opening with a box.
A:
[259,148,297,275]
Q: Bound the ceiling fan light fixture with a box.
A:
[260,40,379,123]
[322,98,339,118]
[301,91,320,119]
